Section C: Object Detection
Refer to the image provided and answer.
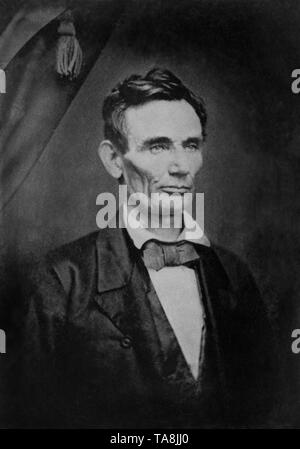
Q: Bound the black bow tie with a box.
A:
[142,240,200,271]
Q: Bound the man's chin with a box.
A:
[125,189,192,222]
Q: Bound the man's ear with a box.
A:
[98,140,123,179]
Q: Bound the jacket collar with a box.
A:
[95,224,138,294]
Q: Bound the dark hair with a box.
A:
[102,68,207,153]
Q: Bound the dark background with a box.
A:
[0,0,299,427]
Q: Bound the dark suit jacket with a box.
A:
[19,226,277,428]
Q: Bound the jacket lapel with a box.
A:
[195,245,238,410]
[93,225,164,379]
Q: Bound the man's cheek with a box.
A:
[193,154,203,172]
[189,164,201,179]
[128,171,151,194]
[131,169,153,192]
[123,163,142,188]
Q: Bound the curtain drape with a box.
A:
[0,0,125,213]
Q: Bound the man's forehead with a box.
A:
[124,99,203,141]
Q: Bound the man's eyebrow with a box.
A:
[182,136,204,146]
[138,137,172,150]
[137,136,204,151]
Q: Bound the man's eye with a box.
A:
[186,143,200,151]
[150,144,168,154]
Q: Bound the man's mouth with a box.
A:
[160,186,191,194]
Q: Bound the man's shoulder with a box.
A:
[35,230,111,295]
[41,227,131,294]
[210,243,260,293]
[26,231,101,296]
[47,230,100,267]
[211,244,249,270]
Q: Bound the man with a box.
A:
[21,68,276,428]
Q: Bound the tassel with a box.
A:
[56,10,82,80]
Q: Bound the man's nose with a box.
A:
[168,148,190,176]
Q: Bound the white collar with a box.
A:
[122,202,210,250]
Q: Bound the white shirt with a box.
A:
[122,204,210,380]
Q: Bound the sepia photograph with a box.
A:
[0,0,299,431]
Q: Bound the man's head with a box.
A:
[98,68,207,217]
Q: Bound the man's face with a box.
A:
[120,99,204,217]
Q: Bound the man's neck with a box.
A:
[146,226,182,242]
[139,209,183,242]
[125,204,185,243]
